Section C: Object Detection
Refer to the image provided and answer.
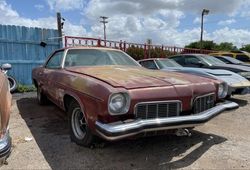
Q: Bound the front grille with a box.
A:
[193,93,215,114]
[135,101,181,120]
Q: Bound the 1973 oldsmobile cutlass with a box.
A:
[0,68,12,163]
[32,47,238,147]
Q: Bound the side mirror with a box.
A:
[1,63,12,70]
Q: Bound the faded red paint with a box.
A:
[32,47,221,136]
[0,72,11,138]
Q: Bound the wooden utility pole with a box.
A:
[57,12,63,43]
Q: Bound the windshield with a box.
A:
[200,55,226,65]
[223,56,243,64]
[156,59,182,68]
[64,49,140,67]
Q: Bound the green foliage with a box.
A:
[126,45,173,60]
[185,41,238,51]
[17,84,36,93]
[214,42,237,51]
[240,44,250,53]
[185,41,216,50]
[126,46,144,60]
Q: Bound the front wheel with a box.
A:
[8,76,17,93]
[37,86,48,105]
[68,100,95,147]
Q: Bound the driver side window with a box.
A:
[46,51,64,69]
[140,60,158,69]
[185,56,201,67]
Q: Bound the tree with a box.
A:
[185,41,238,51]
[126,46,172,60]
[215,42,237,51]
[126,45,144,60]
[185,41,216,50]
[240,44,250,53]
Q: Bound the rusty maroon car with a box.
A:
[0,69,12,163]
[32,47,238,146]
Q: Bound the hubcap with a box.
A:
[71,107,87,140]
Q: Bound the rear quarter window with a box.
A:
[236,55,250,62]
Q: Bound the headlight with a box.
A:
[108,93,130,115]
[239,72,250,78]
[218,83,228,99]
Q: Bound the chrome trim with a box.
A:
[190,93,215,108]
[61,48,69,69]
[218,82,228,99]
[0,129,11,164]
[134,100,182,116]
[193,93,215,114]
[108,92,131,115]
[96,101,238,141]
[153,60,160,69]
[134,100,182,119]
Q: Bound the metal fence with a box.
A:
[64,36,217,59]
[0,25,60,85]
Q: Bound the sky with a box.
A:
[1,0,250,47]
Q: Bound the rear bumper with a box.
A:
[0,130,11,165]
[95,101,238,141]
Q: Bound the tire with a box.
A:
[37,86,48,105]
[225,95,231,99]
[68,100,94,147]
[8,76,17,93]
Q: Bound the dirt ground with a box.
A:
[1,92,250,169]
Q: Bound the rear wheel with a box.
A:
[8,76,17,93]
[37,86,48,105]
[68,100,94,147]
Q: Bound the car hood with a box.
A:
[162,67,248,86]
[214,64,250,71]
[65,66,215,89]
[163,67,233,76]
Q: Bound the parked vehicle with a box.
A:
[138,58,250,97]
[0,64,17,93]
[0,72,12,164]
[209,51,250,63]
[214,56,250,67]
[169,54,250,80]
[32,47,238,147]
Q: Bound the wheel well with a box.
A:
[63,94,77,112]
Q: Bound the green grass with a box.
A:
[17,84,37,93]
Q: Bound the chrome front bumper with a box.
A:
[96,101,238,141]
[0,130,11,165]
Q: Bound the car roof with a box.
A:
[138,58,168,62]
[56,46,123,52]
[170,53,209,57]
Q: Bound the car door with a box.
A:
[139,60,159,69]
[184,55,205,68]
[43,50,65,103]
[169,56,185,66]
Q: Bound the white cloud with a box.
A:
[34,4,44,11]
[0,1,86,37]
[210,27,250,46]
[1,0,250,48]
[45,0,84,11]
[218,19,236,26]
[193,17,208,24]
